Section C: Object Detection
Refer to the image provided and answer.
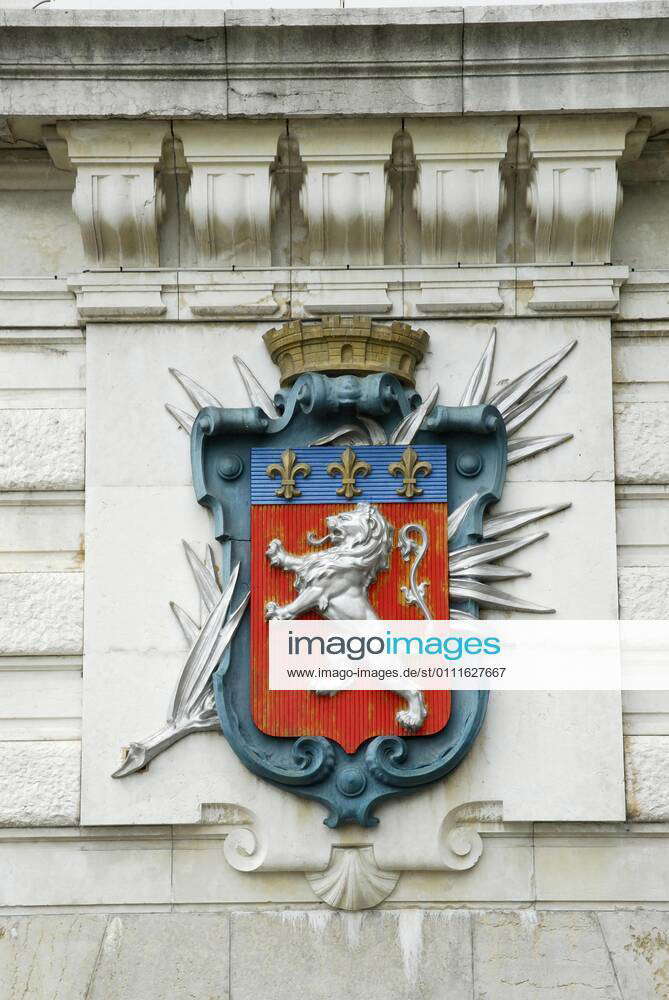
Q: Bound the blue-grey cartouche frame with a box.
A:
[191,373,506,827]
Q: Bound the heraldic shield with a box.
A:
[187,320,508,827]
[251,445,451,751]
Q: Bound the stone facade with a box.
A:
[2,3,669,998]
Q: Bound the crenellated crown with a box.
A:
[263,315,429,388]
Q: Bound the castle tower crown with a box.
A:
[263,315,429,389]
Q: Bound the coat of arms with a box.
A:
[113,317,574,828]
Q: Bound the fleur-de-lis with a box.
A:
[266,449,311,500]
[327,447,372,499]
[388,447,432,499]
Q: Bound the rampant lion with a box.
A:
[264,502,427,731]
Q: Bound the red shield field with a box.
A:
[250,497,450,753]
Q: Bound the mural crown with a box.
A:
[262,314,429,388]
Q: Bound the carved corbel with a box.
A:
[56,121,169,269]
[176,121,280,267]
[523,114,639,263]
[408,117,516,264]
[291,119,400,266]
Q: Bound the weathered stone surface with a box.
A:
[0,409,84,489]
[0,572,83,653]
[0,191,84,276]
[0,914,106,1000]
[230,909,473,1000]
[0,913,228,1000]
[614,401,669,484]
[618,567,669,619]
[473,910,621,999]
[599,911,669,1000]
[87,914,229,1000]
[625,736,669,820]
[4,7,669,118]
[0,741,79,826]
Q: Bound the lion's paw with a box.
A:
[396,709,424,732]
[265,601,280,621]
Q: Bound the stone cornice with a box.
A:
[4,4,669,117]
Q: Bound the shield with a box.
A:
[189,369,505,826]
[250,445,450,752]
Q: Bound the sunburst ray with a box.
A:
[503,376,567,437]
[447,492,483,541]
[459,328,496,406]
[487,340,576,416]
[169,602,200,646]
[169,367,222,411]
[165,403,195,434]
[450,563,530,582]
[507,433,573,465]
[182,540,225,613]
[449,530,548,573]
[482,502,570,540]
[390,384,439,444]
[448,579,554,614]
[233,355,279,419]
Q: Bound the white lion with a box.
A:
[264,503,427,730]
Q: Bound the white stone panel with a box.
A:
[599,911,669,1000]
[625,736,669,820]
[614,181,669,270]
[0,741,79,826]
[473,911,620,1000]
[87,914,229,1000]
[0,280,79,329]
[613,333,669,384]
[534,825,669,903]
[619,567,669,619]
[0,662,81,741]
[230,910,473,1000]
[0,498,84,573]
[0,191,84,277]
[0,341,85,407]
[614,400,669,484]
[0,828,171,908]
[0,409,84,490]
[0,915,107,1000]
[83,319,623,839]
[0,572,83,655]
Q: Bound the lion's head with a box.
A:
[297,503,394,590]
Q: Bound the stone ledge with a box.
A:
[4,4,669,116]
[34,265,630,324]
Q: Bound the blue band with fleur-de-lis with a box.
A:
[251,446,447,505]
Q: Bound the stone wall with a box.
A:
[1,4,669,999]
